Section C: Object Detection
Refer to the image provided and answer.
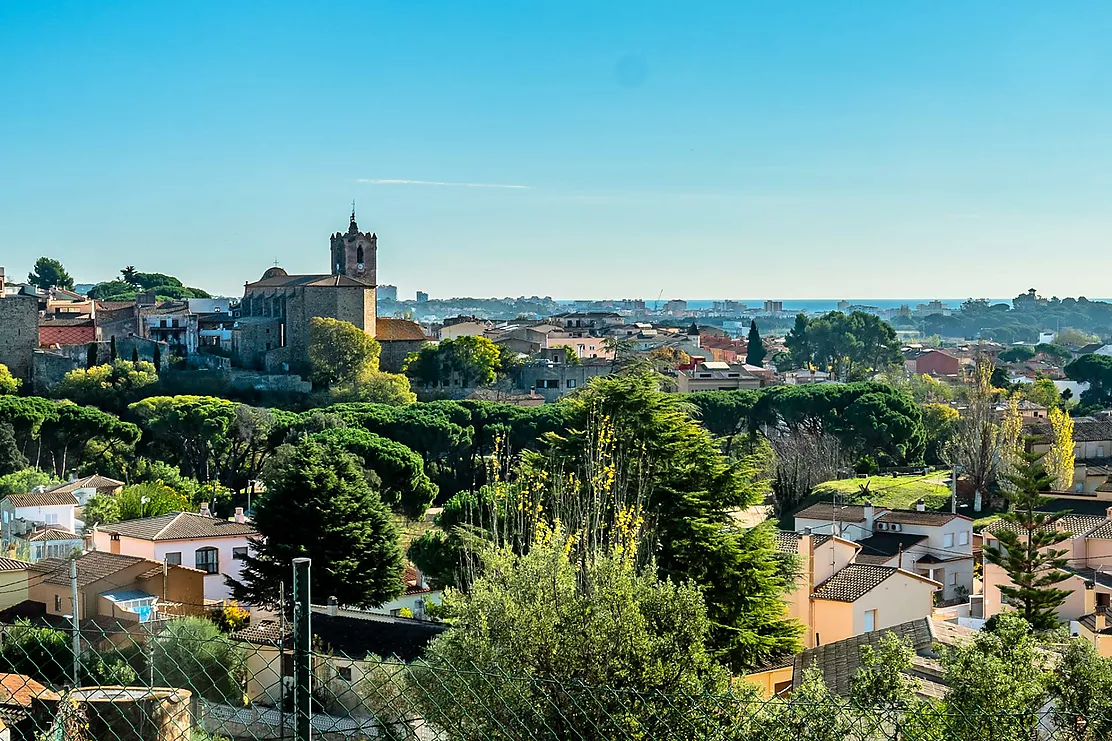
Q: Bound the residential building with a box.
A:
[677,361,762,392]
[661,299,687,316]
[232,210,377,375]
[368,565,442,619]
[0,557,30,612]
[904,348,962,377]
[42,474,124,506]
[16,527,83,563]
[232,606,446,710]
[775,531,941,649]
[981,509,1112,624]
[437,316,490,340]
[745,617,974,698]
[26,550,205,623]
[762,300,784,314]
[377,284,398,303]
[784,369,834,385]
[415,291,429,304]
[89,509,257,603]
[1030,417,1112,494]
[544,333,613,360]
[794,500,974,602]
[1076,611,1112,657]
[514,359,613,402]
[0,490,78,548]
[547,311,624,332]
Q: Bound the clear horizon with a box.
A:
[4,2,1112,299]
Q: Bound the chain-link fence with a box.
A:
[0,557,1106,741]
[0,615,1107,741]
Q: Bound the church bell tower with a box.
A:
[330,204,377,284]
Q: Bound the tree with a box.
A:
[999,346,1037,363]
[27,257,74,291]
[311,427,438,519]
[228,437,404,609]
[0,423,27,476]
[946,355,1003,501]
[152,617,245,703]
[0,620,73,686]
[939,612,1051,740]
[922,403,960,465]
[411,528,729,740]
[1066,354,1112,409]
[308,316,382,388]
[746,320,767,366]
[86,343,98,369]
[0,364,19,395]
[525,371,800,669]
[110,336,117,362]
[785,311,902,380]
[322,370,416,405]
[404,335,502,388]
[1056,328,1100,347]
[54,360,158,413]
[117,482,190,520]
[120,265,138,285]
[1045,406,1075,491]
[0,469,58,496]
[152,343,161,370]
[1051,638,1112,740]
[1023,377,1063,409]
[983,454,1073,630]
[83,494,121,526]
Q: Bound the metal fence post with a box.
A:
[293,558,312,741]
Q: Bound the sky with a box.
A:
[3,2,1112,301]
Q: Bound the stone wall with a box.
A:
[0,295,39,380]
[32,350,82,393]
[378,338,424,373]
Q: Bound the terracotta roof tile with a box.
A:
[375,317,428,342]
[0,673,60,706]
[45,475,124,495]
[99,512,257,541]
[4,491,79,508]
[812,564,901,602]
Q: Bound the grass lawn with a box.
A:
[779,473,952,529]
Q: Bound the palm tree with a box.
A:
[121,266,138,286]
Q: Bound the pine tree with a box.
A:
[0,423,28,476]
[746,320,766,366]
[983,452,1073,630]
[228,437,404,609]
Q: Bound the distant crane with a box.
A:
[654,289,664,312]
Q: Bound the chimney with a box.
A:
[1106,506,1112,521]
[916,498,926,513]
[328,596,338,617]
[864,502,875,533]
[199,503,211,518]
[1096,612,1107,632]
[234,507,245,524]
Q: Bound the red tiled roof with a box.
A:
[376,318,427,342]
[0,674,60,706]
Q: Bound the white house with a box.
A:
[42,474,124,506]
[89,508,257,603]
[794,500,974,603]
[0,490,79,547]
[367,565,442,620]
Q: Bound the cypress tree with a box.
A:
[110,336,117,362]
[131,346,140,363]
[984,452,1073,630]
[228,438,405,609]
[86,343,98,369]
[0,422,28,476]
[746,320,767,366]
[152,344,161,371]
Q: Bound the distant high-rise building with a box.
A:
[662,299,688,315]
[377,284,398,303]
[763,300,784,314]
[416,291,429,304]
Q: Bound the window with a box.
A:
[55,595,62,612]
[165,552,182,566]
[45,513,58,525]
[958,531,969,546]
[195,547,219,574]
[943,533,954,548]
[1100,446,1106,458]
[863,609,877,633]
[160,319,167,328]
[337,666,352,682]
[566,379,575,389]
[233,547,248,560]
[949,572,957,586]
[356,246,364,265]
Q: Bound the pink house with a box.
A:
[545,333,614,360]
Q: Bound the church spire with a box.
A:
[349,200,358,232]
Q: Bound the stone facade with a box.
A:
[233,212,378,376]
[0,295,39,380]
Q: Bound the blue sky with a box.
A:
[3,2,1112,300]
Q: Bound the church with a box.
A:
[232,210,379,375]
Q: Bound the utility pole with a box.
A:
[70,557,80,685]
[292,559,311,741]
